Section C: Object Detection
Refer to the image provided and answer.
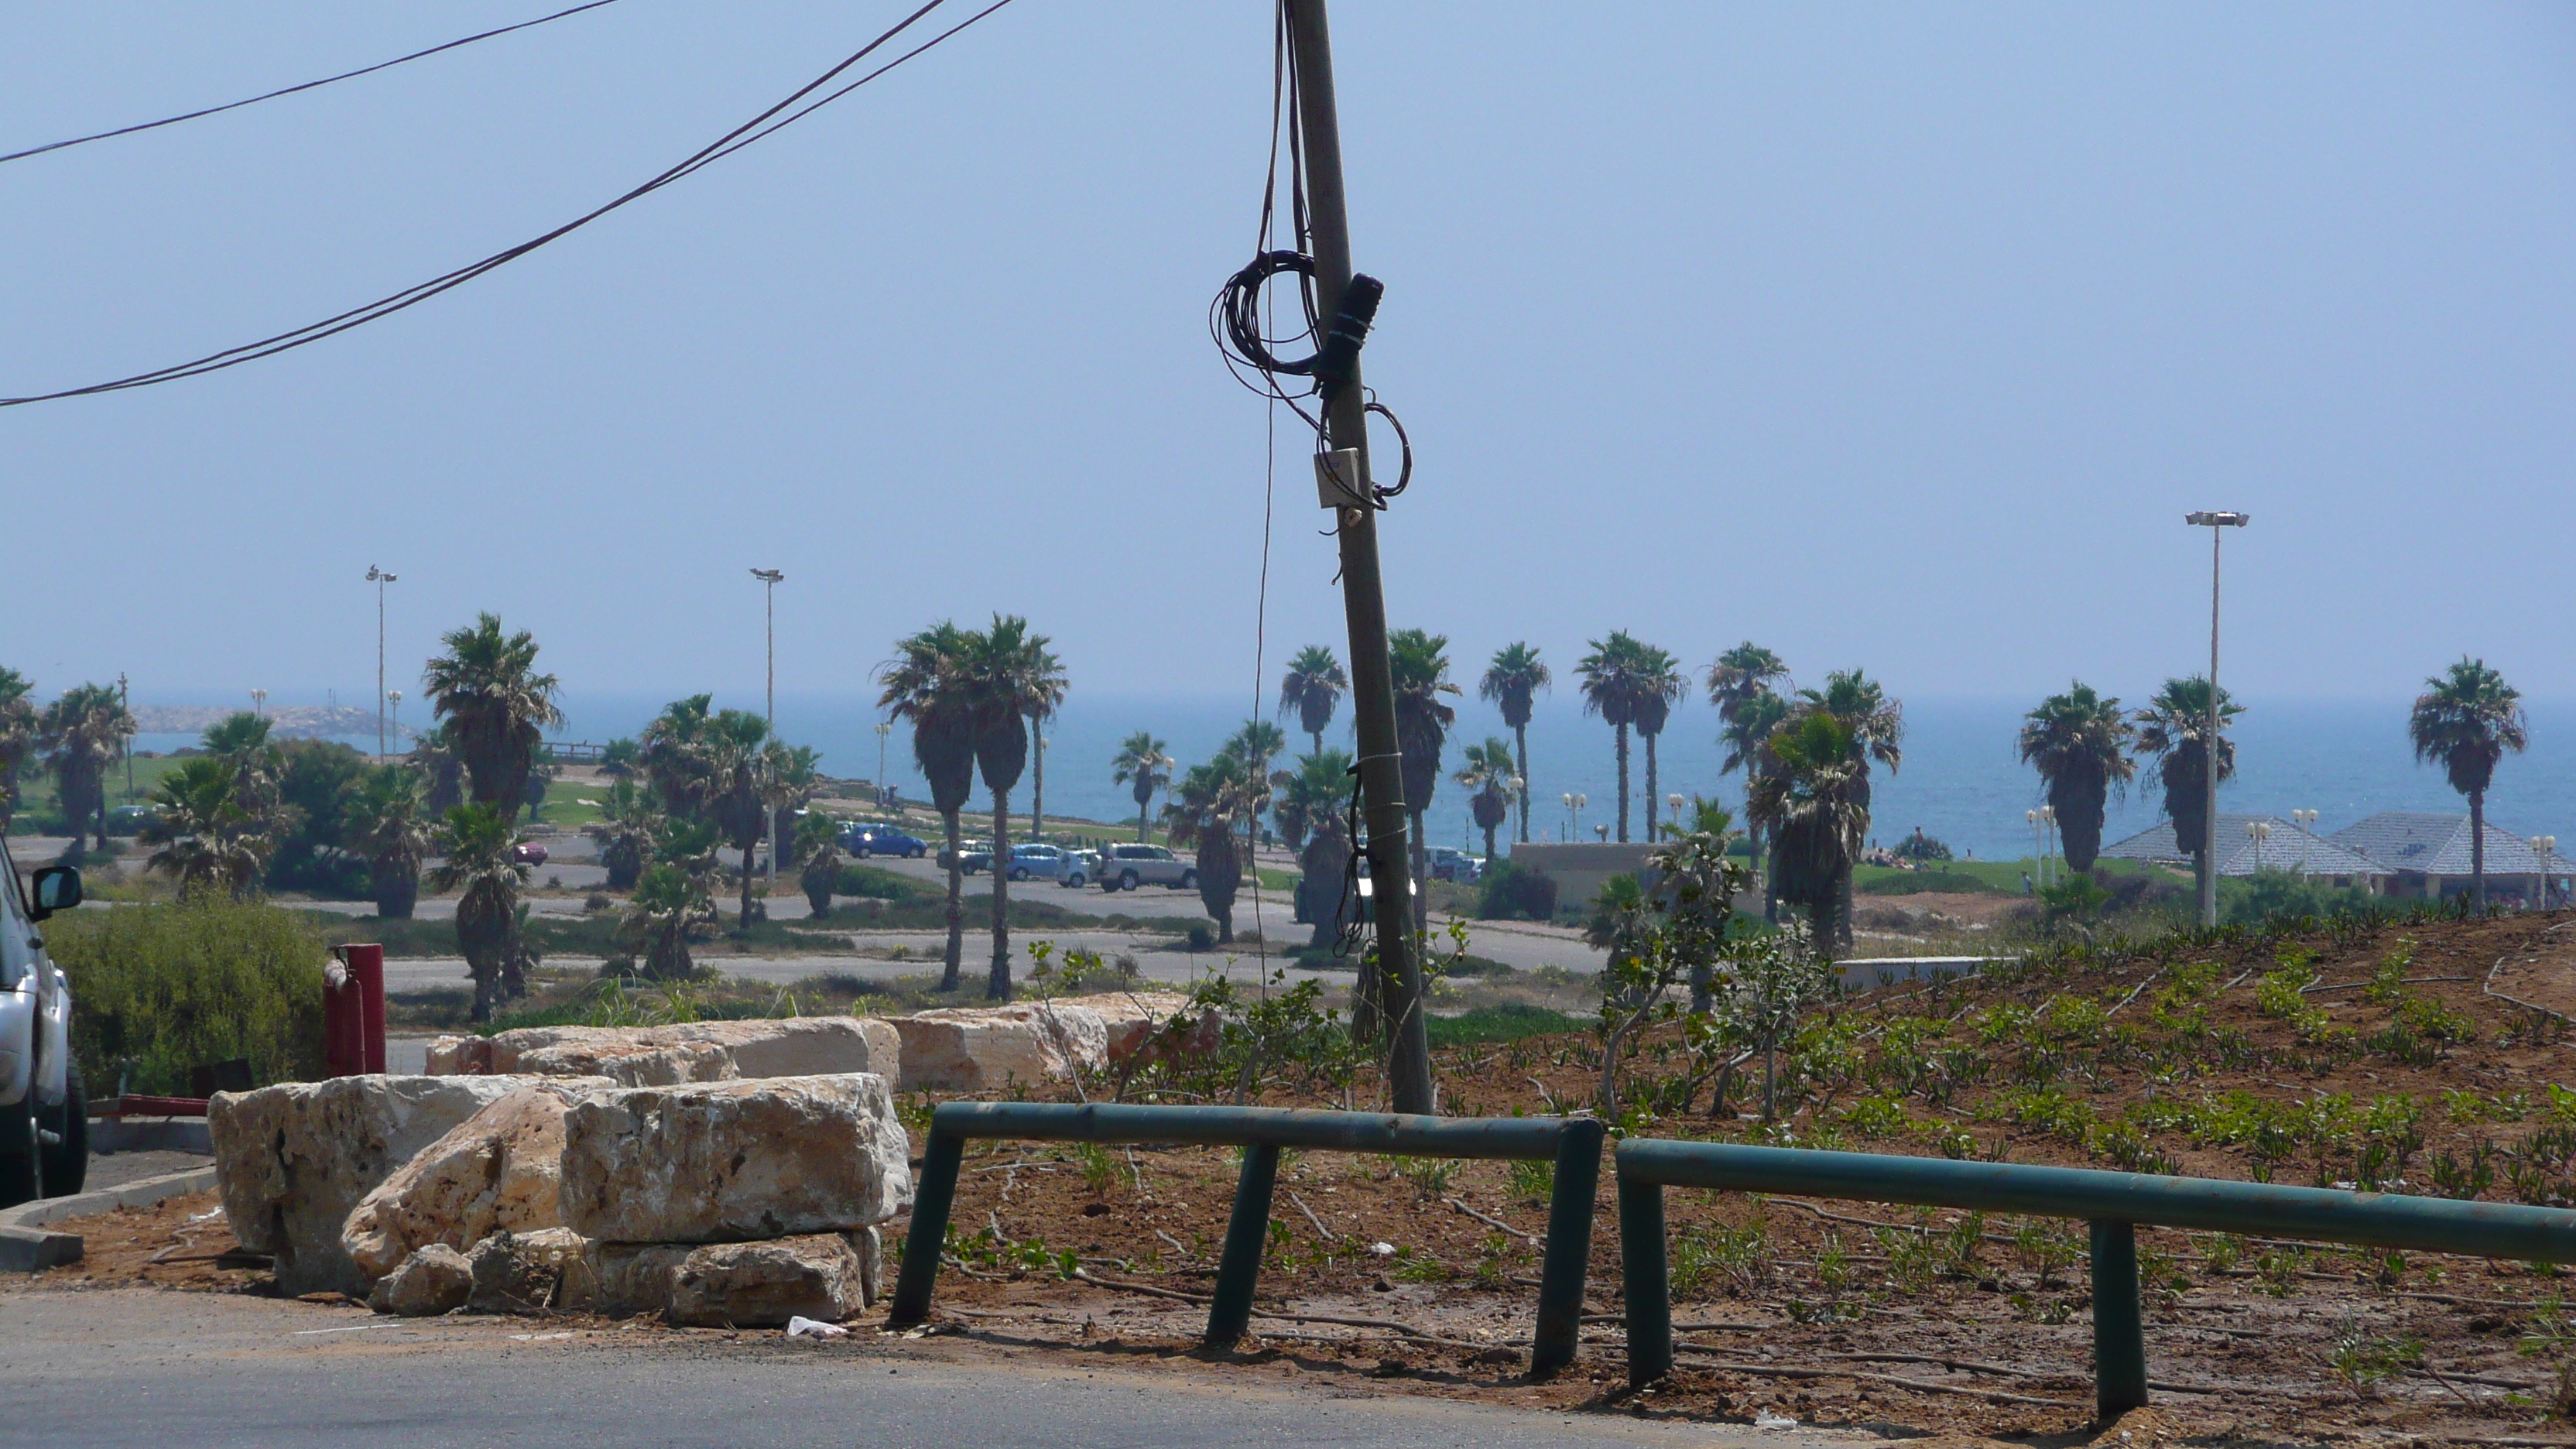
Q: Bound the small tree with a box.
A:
[794,812,844,918]
[1593,828,1752,1116]
[428,803,529,1021]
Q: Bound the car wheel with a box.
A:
[39,1060,84,1197]
[1010,867,1029,882]
[0,1096,39,1210]
[909,844,926,859]
[1118,870,1139,892]
[852,844,870,860]
[1178,868,1197,889]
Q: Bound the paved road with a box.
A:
[0,1290,1855,1448]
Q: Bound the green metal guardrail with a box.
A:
[1616,1140,2576,1420]
[889,1102,1607,1375]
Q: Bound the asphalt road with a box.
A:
[0,1290,1855,1448]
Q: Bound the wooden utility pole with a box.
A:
[1284,0,1435,1115]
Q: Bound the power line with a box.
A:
[1,0,630,167]
[1,0,1015,408]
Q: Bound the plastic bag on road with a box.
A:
[785,1317,848,1341]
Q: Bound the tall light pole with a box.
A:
[387,690,402,753]
[2531,835,2557,910]
[749,568,784,891]
[250,688,266,720]
[875,721,894,811]
[1667,792,1686,841]
[2245,818,2273,874]
[366,566,397,762]
[118,672,133,803]
[2184,511,2249,927]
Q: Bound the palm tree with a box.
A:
[2133,677,2242,906]
[1271,746,1350,855]
[0,667,34,830]
[343,764,432,918]
[2410,657,2529,908]
[142,758,272,897]
[618,820,721,981]
[1715,673,1791,916]
[2017,683,2136,875]
[1796,669,1903,942]
[1163,752,1260,944]
[1023,638,1069,841]
[1706,643,1790,724]
[39,682,134,849]
[793,811,844,919]
[704,708,785,929]
[1478,643,1549,844]
[1112,731,1174,843]
[1629,641,1686,842]
[421,613,563,824]
[959,615,1059,1001]
[1745,712,1868,948]
[1575,632,1656,842]
[428,803,530,1022]
[1454,738,1520,865]
[1276,748,1357,949]
[878,624,978,991]
[200,711,272,758]
[583,776,664,892]
[1389,629,1459,933]
[412,721,467,812]
[1278,646,1348,755]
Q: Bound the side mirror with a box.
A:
[29,866,83,921]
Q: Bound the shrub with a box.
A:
[1476,861,1557,922]
[1859,870,1998,896]
[48,899,328,1094]
[1186,923,1215,952]
[836,862,926,900]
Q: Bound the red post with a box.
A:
[345,943,388,1074]
[324,951,361,1077]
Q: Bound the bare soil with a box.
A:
[22,909,2576,1446]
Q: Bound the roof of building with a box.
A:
[2101,814,2387,879]
[2327,811,2569,877]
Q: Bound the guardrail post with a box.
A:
[1203,1142,1281,1351]
[1618,1173,1673,1388]
[2089,1220,2147,1420]
[887,1128,965,1327]
[1532,1117,1606,1378]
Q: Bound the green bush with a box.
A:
[1476,861,1558,921]
[838,862,930,900]
[49,899,328,1094]
[1423,1002,1581,1047]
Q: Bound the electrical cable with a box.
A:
[2,0,630,166]
[1,0,1014,408]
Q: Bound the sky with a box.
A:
[5,2,2574,717]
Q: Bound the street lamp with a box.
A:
[118,672,132,803]
[2532,835,2557,910]
[2185,510,2250,927]
[2245,818,2273,874]
[749,568,784,889]
[386,690,402,753]
[1563,792,1586,841]
[250,688,266,719]
[875,721,895,810]
[1667,792,1686,839]
[366,566,397,762]
[2292,809,2319,832]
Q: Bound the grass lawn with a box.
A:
[1853,855,2170,896]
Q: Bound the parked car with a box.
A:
[1,837,85,1207]
[511,841,549,866]
[842,823,927,859]
[1425,846,1483,882]
[942,841,995,873]
[1002,843,1073,882]
[1094,843,1193,892]
[1060,849,1099,889]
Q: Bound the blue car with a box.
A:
[842,823,928,860]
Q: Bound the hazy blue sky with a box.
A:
[6,3,2572,711]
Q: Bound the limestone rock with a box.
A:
[467,1227,594,1313]
[593,1235,868,1327]
[426,1018,899,1083]
[367,1243,473,1317]
[560,1074,909,1244]
[210,1074,538,1296]
[341,1078,611,1283]
[1053,992,1219,1067]
[890,1003,1109,1091]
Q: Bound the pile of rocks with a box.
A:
[211,1040,911,1326]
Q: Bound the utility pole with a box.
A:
[1286,0,1434,1115]
[751,568,785,892]
[118,673,132,802]
[2184,512,2247,928]
[367,566,396,762]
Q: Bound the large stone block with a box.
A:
[367,1243,473,1317]
[466,1227,594,1314]
[591,1234,869,1327]
[890,1003,1109,1091]
[1053,992,1219,1066]
[560,1074,909,1244]
[210,1074,539,1296]
[426,1018,899,1083]
[341,1079,611,1283]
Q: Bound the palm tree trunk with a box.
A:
[738,827,758,929]
[1311,729,1324,758]
[1512,724,1530,844]
[1614,724,1631,842]
[940,808,964,992]
[1029,709,1045,841]
[988,790,1012,1001]
[1644,732,1660,841]
[2472,788,2486,909]
[1483,818,1498,867]
[1136,789,1151,843]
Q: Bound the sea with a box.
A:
[300,691,2576,865]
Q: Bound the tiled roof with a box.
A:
[2101,814,2386,879]
[2328,811,2569,878]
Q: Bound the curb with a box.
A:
[0,1165,221,1273]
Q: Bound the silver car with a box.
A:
[1095,843,1194,892]
[2,838,85,1207]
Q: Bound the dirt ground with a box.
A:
[21,909,2576,1446]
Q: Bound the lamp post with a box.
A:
[250,688,266,720]
[118,672,133,803]
[2184,510,2249,927]
[2292,808,2318,832]
[1564,792,1586,842]
[2531,835,2557,911]
[366,566,397,762]
[2245,818,2273,875]
[387,691,402,754]
[749,568,784,890]
[1667,792,1686,840]
[1508,776,1526,858]
[875,721,894,811]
